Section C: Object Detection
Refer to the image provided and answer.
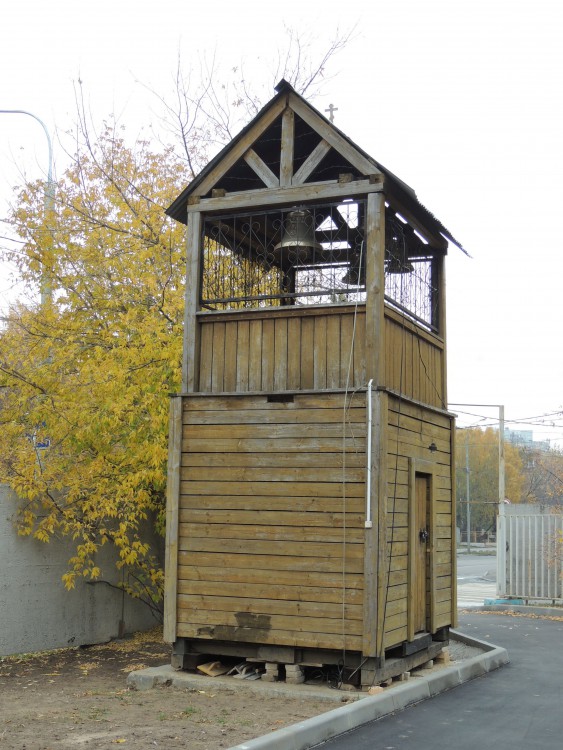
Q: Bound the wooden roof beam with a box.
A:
[191,95,288,197]
[187,177,384,214]
[293,139,331,185]
[243,148,280,188]
[280,108,294,187]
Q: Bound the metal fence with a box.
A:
[497,504,563,601]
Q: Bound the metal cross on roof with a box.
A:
[325,103,338,123]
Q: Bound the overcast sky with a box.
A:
[1,0,562,446]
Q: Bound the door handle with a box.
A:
[419,528,429,543]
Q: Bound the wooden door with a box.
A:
[414,474,430,633]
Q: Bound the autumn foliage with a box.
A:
[0,31,358,614]
[0,125,187,613]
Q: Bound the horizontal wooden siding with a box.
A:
[177,392,367,651]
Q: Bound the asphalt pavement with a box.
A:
[316,611,563,750]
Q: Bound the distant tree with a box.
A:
[455,427,525,536]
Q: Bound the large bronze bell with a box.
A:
[274,208,322,266]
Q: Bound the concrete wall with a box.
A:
[0,485,161,656]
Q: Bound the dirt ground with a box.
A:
[0,628,345,750]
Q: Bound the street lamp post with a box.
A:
[0,109,54,305]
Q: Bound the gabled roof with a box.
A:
[166,79,465,254]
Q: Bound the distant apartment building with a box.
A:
[504,428,550,452]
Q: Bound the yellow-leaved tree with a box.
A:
[0,31,352,617]
[0,123,187,616]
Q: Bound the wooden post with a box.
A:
[280,108,294,187]
[163,396,183,643]
[450,416,458,627]
[436,253,447,405]
[361,191,387,661]
[182,211,202,393]
[375,390,389,661]
[364,191,385,385]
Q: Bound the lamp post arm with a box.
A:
[1,109,55,305]
[0,109,54,208]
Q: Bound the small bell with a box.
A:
[274,208,322,266]
[385,234,414,274]
[342,249,365,286]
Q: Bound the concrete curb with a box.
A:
[224,632,508,750]
[127,633,509,750]
[481,604,563,618]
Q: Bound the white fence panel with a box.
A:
[497,505,563,601]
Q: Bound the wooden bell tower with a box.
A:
[163,80,463,687]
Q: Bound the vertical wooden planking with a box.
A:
[223,321,238,392]
[353,312,366,387]
[313,315,327,389]
[236,320,250,391]
[199,323,213,392]
[384,318,394,390]
[300,317,315,389]
[262,319,275,391]
[287,317,301,389]
[404,330,413,399]
[326,314,341,389]
[339,314,354,389]
[394,323,403,395]
[274,317,288,391]
[434,346,443,408]
[416,339,426,405]
[211,322,226,392]
[248,318,263,391]
[163,396,182,642]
